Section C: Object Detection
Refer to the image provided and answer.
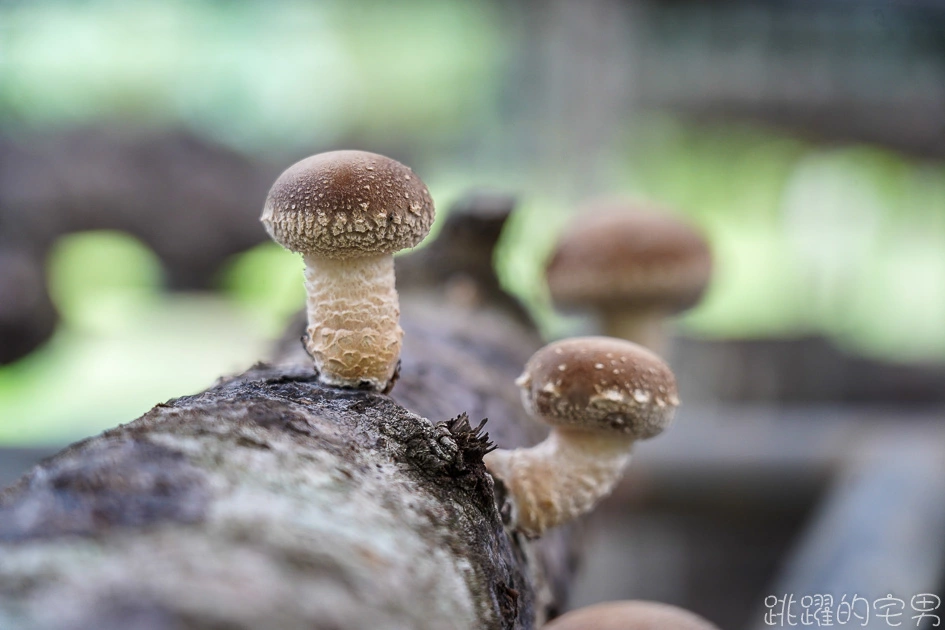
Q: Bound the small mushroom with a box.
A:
[261,150,435,391]
[544,600,719,630]
[546,201,712,354]
[484,336,678,537]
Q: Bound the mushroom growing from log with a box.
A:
[261,150,435,391]
[546,201,712,354]
[484,336,678,537]
[544,600,719,630]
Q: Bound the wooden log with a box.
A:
[0,448,59,489]
[616,406,945,503]
[0,196,578,629]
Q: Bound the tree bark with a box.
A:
[0,200,578,630]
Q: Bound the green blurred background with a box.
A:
[1,0,944,444]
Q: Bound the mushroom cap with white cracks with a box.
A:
[546,201,712,314]
[544,600,720,630]
[517,336,678,440]
[261,150,435,259]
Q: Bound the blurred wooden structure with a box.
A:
[633,1,945,159]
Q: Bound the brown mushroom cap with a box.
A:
[261,150,435,259]
[516,336,678,439]
[546,202,712,313]
[544,601,719,630]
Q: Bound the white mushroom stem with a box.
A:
[302,253,402,391]
[600,308,668,355]
[484,428,634,537]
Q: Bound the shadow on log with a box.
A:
[0,194,577,629]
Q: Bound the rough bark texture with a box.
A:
[0,196,578,629]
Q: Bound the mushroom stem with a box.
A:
[302,253,402,390]
[600,308,667,355]
[485,429,634,537]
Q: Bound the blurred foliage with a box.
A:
[0,0,506,151]
[0,232,269,445]
[611,117,945,360]
[48,231,164,334]
[220,243,306,338]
